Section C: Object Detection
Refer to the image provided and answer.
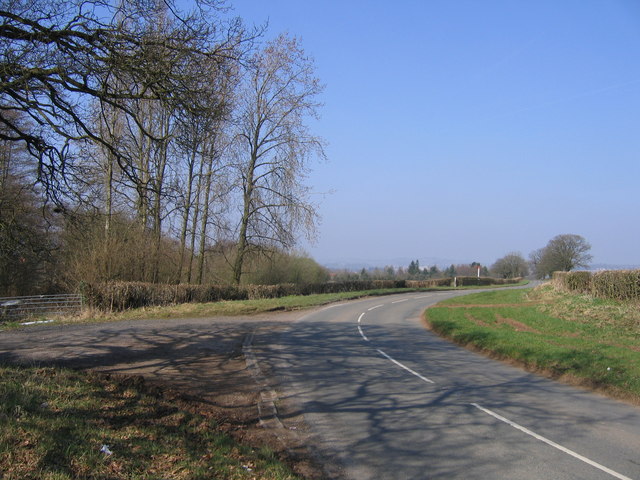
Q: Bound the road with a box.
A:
[255,290,640,480]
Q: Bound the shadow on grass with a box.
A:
[0,364,296,479]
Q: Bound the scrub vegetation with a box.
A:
[425,284,640,403]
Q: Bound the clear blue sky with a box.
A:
[229,0,640,268]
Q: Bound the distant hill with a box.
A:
[588,264,640,271]
[320,256,461,271]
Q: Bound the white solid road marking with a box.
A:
[376,349,435,384]
[471,403,633,480]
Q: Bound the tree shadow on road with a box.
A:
[255,320,640,480]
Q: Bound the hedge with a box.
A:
[553,270,640,301]
[80,276,523,312]
[80,282,247,311]
[406,279,453,288]
[80,279,408,311]
[552,271,592,294]
[455,276,522,287]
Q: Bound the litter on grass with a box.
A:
[100,445,113,456]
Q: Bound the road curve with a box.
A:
[256,291,640,480]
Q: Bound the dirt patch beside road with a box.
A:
[0,311,328,479]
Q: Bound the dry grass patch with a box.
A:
[0,365,301,480]
[530,283,640,332]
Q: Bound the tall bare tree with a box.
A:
[231,34,325,285]
[0,0,252,204]
[173,62,236,284]
[1,1,336,289]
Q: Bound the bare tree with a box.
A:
[175,112,202,282]
[231,34,325,284]
[0,0,252,203]
[491,252,529,278]
[529,248,545,279]
[175,102,232,284]
[1,1,338,289]
[1,0,261,284]
[530,234,592,279]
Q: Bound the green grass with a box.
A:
[0,365,300,480]
[425,284,640,402]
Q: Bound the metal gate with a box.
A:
[0,294,83,319]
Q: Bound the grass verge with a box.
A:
[424,284,640,403]
[0,364,300,480]
[2,281,529,328]
[91,289,420,322]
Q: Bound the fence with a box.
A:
[0,294,83,320]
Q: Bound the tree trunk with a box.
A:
[177,148,197,282]
[103,151,113,280]
[197,149,214,285]
[151,134,168,284]
[233,149,257,285]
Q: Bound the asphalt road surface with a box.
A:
[256,291,640,480]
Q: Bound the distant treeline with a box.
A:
[330,261,491,282]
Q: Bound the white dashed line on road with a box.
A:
[376,348,435,384]
[358,325,369,341]
[357,313,369,341]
